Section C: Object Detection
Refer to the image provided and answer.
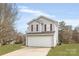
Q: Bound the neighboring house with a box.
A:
[26,16,58,47]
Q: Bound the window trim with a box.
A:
[36,24,38,31]
[50,24,52,31]
[31,25,33,31]
[44,24,46,32]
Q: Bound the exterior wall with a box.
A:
[28,18,55,33]
[53,24,58,47]
[39,18,55,32]
[27,35,54,47]
[28,21,40,33]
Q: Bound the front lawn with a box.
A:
[47,44,79,56]
[0,44,23,55]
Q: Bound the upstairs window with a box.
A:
[36,24,38,31]
[50,24,52,31]
[31,25,33,31]
[44,24,46,32]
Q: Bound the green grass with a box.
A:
[47,44,79,56]
[0,44,23,55]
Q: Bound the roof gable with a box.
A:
[27,16,58,25]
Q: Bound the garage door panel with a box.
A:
[27,35,53,47]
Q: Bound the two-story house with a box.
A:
[26,16,58,47]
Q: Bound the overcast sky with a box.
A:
[15,3,79,34]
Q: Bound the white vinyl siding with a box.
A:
[28,18,55,33]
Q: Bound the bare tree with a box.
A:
[0,3,17,45]
[59,21,73,44]
[72,26,79,43]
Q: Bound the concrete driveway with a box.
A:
[3,47,50,56]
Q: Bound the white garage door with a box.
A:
[27,35,53,47]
